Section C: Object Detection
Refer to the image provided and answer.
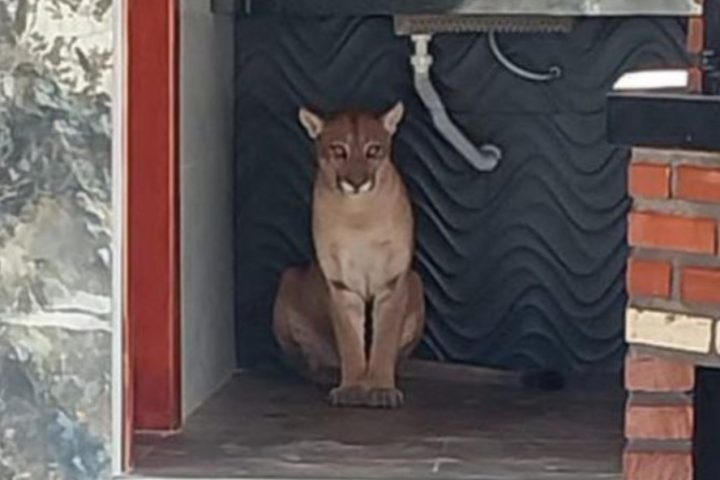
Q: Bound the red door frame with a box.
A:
[126,0,181,446]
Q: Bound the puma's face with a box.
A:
[299,102,404,196]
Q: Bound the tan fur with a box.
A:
[273,102,425,408]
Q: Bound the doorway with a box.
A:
[124,1,692,478]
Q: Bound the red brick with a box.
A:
[629,212,717,254]
[688,68,703,93]
[626,405,694,440]
[627,258,672,298]
[625,354,695,392]
[687,17,705,54]
[676,165,720,203]
[624,452,692,480]
[681,266,720,305]
[629,163,671,199]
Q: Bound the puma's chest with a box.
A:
[313,208,413,297]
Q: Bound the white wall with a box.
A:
[180,0,236,418]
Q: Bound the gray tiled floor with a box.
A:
[134,364,624,479]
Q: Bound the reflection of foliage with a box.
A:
[0,0,113,478]
[2,0,114,94]
[47,0,113,22]
[0,0,112,313]
[0,327,111,480]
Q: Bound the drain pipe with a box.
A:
[410,34,502,172]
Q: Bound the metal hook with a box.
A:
[488,31,562,82]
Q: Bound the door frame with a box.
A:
[114,0,183,472]
[126,0,181,434]
[112,0,716,474]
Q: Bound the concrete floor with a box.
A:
[133,363,624,479]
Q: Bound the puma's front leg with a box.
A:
[327,287,368,407]
[366,274,409,408]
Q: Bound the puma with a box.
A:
[272,101,425,409]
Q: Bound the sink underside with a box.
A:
[213,0,702,17]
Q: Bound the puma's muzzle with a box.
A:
[338,177,375,195]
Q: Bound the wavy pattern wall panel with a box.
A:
[233,16,688,372]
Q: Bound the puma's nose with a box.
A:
[339,178,373,195]
[356,180,373,193]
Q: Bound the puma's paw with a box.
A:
[328,385,368,407]
[367,387,404,409]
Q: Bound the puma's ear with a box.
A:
[299,107,324,139]
[381,101,405,135]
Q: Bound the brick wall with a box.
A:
[625,147,720,480]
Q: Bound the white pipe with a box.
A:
[410,34,501,172]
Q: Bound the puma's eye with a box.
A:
[329,144,348,160]
[366,144,382,159]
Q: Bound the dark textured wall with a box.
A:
[234,16,688,373]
